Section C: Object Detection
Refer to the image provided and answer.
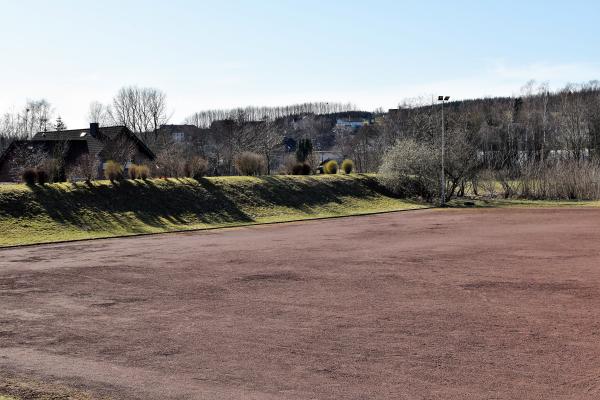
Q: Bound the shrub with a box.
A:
[43,158,65,183]
[22,168,36,185]
[156,144,186,177]
[104,160,124,182]
[291,163,311,175]
[184,156,209,179]
[341,159,354,174]
[478,169,498,198]
[69,154,100,183]
[137,165,150,180]
[128,163,151,180]
[280,154,297,174]
[514,160,600,200]
[323,160,338,174]
[378,138,439,200]
[305,151,320,172]
[234,152,266,176]
[36,169,48,184]
[128,164,140,179]
[302,162,313,175]
[291,163,303,175]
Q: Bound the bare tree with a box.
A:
[147,89,169,134]
[8,145,49,181]
[0,100,55,140]
[68,153,100,182]
[24,99,54,137]
[0,111,22,140]
[348,124,380,172]
[255,119,283,174]
[101,134,137,168]
[155,143,186,177]
[558,85,589,160]
[230,110,260,155]
[88,101,113,127]
[209,119,236,175]
[109,86,169,143]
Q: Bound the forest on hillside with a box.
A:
[2,81,600,200]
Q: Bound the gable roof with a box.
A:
[33,126,124,141]
[0,140,28,166]
[0,139,91,167]
[32,125,155,160]
[33,132,105,156]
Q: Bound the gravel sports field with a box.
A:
[2,208,600,399]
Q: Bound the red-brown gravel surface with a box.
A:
[2,208,600,399]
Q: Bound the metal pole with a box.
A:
[441,99,445,207]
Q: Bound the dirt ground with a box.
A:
[2,208,600,399]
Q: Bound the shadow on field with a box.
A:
[0,175,402,234]
[11,179,252,233]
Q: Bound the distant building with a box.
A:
[0,123,155,182]
[314,150,344,164]
[335,118,371,130]
[157,124,209,143]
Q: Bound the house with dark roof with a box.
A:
[0,123,155,182]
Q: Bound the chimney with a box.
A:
[89,122,99,138]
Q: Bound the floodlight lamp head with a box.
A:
[444,96,450,101]
[438,96,444,101]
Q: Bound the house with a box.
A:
[314,150,344,163]
[334,118,371,130]
[157,124,209,143]
[0,123,155,182]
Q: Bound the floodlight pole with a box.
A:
[438,96,450,207]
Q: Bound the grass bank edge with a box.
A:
[448,197,600,208]
[0,174,426,247]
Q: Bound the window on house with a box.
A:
[173,132,184,142]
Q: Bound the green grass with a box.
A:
[0,396,17,400]
[0,174,426,247]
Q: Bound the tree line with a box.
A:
[183,102,357,128]
[377,81,600,200]
[4,81,600,200]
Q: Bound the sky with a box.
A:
[1,0,600,127]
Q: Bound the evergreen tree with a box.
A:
[55,116,67,131]
[296,138,313,162]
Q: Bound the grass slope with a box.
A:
[0,376,96,400]
[0,174,425,247]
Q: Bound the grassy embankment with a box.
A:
[0,377,95,400]
[0,174,425,247]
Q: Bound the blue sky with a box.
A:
[1,0,599,127]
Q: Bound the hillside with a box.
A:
[0,174,425,247]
